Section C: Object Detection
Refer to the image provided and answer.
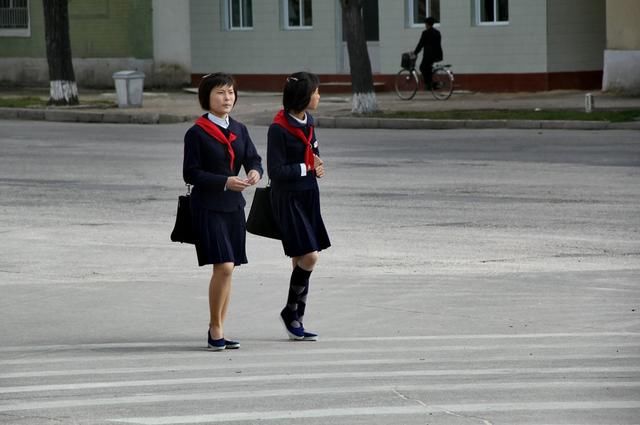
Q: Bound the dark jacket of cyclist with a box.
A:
[414,16,443,89]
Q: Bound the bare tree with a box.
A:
[340,0,378,114]
[42,0,78,105]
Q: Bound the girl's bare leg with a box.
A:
[209,262,234,340]
[293,251,318,271]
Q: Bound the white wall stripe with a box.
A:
[1,381,639,413]
[3,342,639,366]
[2,366,639,394]
[1,332,638,353]
[109,401,640,424]
[2,353,639,379]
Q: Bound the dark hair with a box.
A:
[198,72,237,111]
[425,16,436,26]
[282,71,320,113]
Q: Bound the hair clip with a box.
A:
[286,76,299,83]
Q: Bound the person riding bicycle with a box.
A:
[413,16,443,91]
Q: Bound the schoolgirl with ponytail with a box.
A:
[267,71,331,341]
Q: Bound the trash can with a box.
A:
[112,70,145,107]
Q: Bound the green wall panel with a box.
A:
[0,0,152,58]
[0,0,45,56]
[69,0,152,58]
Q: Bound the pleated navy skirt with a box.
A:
[271,187,331,258]
[191,206,248,267]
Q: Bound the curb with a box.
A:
[1,107,639,130]
[0,107,196,125]
[315,116,640,130]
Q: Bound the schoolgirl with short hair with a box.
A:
[183,72,263,351]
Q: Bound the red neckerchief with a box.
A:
[195,116,237,170]
[273,110,314,171]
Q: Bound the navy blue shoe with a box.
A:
[207,332,225,351]
[224,339,240,349]
[280,309,304,340]
[302,331,318,341]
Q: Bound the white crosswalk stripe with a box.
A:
[109,402,640,425]
[3,353,640,379]
[1,332,638,424]
[2,381,640,413]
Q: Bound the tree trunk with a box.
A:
[43,0,78,106]
[340,0,378,114]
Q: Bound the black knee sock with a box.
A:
[296,271,310,323]
[286,266,312,325]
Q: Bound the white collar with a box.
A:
[207,112,229,129]
[288,112,307,125]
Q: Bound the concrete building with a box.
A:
[1,0,635,93]
[189,0,606,92]
[603,0,640,94]
[0,0,190,88]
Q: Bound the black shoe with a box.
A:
[207,330,240,350]
[224,339,240,349]
[207,332,226,351]
[302,331,318,341]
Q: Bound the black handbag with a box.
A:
[170,185,196,244]
[246,186,281,240]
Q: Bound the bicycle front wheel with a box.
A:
[431,68,454,100]
[394,69,419,100]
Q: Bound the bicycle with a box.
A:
[394,52,454,101]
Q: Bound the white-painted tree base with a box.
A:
[351,91,378,114]
[49,80,79,105]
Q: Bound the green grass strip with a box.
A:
[0,97,48,108]
[0,97,114,108]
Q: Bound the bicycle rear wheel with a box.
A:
[431,68,454,100]
[394,69,419,100]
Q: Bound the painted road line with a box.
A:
[3,342,639,366]
[2,366,640,394]
[1,331,638,353]
[2,353,639,379]
[109,401,640,424]
[1,381,639,413]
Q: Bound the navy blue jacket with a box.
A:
[267,112,320,192]
[183,116,263,211]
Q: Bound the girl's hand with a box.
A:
[246,169,260,185]
[313,155,325,178]
[225,176,251,192]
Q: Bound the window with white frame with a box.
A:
[285,0,312,29]
[409,0,439,27]
[227,0,252,30]
[0,0,30,36]
[476,0,508,25]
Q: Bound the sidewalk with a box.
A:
[1,87,639,129]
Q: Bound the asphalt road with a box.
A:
[1,121,639,424]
